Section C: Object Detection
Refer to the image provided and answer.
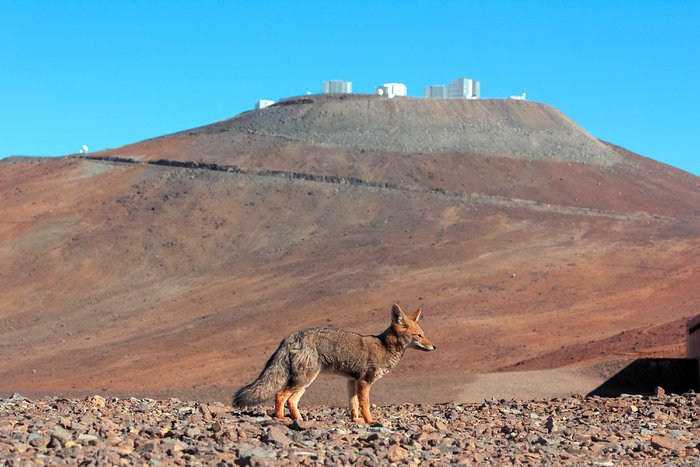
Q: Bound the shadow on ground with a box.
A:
[588,358,699,397]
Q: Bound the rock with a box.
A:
[654,386,666,397]
[239,446,278,459]
[184,427,200,438]
[117,444,134,456]
[545,417,558,433]
[198,404,212,422]
[651,435,685,451]
[434,420,448,431]
[421,423,436,433]
[47,436,63,449]
[358,448,379,462]
[265,426,293,446]
[289,419,310,431]
[535,436,553,445]
[161,440,186,454]
[387,444,409,463]
[28,434,49,448]
[89,395,106,408]
[51,425,73,442]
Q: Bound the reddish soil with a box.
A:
[1,97,699,405]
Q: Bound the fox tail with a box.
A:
[232,339,290,408]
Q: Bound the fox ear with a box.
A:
[408,308,422,322]
[391,304,406,326]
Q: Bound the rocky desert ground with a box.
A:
[2,391,698,466]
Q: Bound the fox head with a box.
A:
[391,303,436,351]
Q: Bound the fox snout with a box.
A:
[413,340,436,351]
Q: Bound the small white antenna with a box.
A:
[79,144,89,154]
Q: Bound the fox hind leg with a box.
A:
[275,390,292,420]
[286,370,319,421]
[286,388,306,421]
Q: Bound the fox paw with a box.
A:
[353,417,374,423]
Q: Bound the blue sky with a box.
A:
[1,1,698,176]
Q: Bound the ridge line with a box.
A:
[73,155,671,221]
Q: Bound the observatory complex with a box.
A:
[318,77,481,100]
[254,75,526,109]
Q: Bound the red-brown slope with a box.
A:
[1,155,698,403]
[1,97,699,403]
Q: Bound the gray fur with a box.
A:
[232,327,408,407]
[232,304,434,422]
[232,338,291,407]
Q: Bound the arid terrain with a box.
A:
[1,95,699,406]
[2,392,699,465]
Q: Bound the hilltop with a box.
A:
[98,95,697,219]
[0,95,699,403]
[107,95,621,165]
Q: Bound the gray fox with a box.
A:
[232,303,435,423]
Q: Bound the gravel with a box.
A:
[1,392,698,465]
[184,95,624,167]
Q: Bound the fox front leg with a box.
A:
[348,379,363,422]
[357,380,374,423]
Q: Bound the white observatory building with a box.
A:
[448,77,480,99]
[323,80,352,94]
[424,85,448,99]
[375,83,407,98]
[255,99,275,110]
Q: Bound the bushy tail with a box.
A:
[232,339,290,408]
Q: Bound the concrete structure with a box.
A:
[448,77,480,99]
[509,91,527,101]
[689,314,700,373]
[376,83,407,98]
[255,99,275,110]
[424,85,448,99]
[323,80,352,94]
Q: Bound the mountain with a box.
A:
[1,94,698,403]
